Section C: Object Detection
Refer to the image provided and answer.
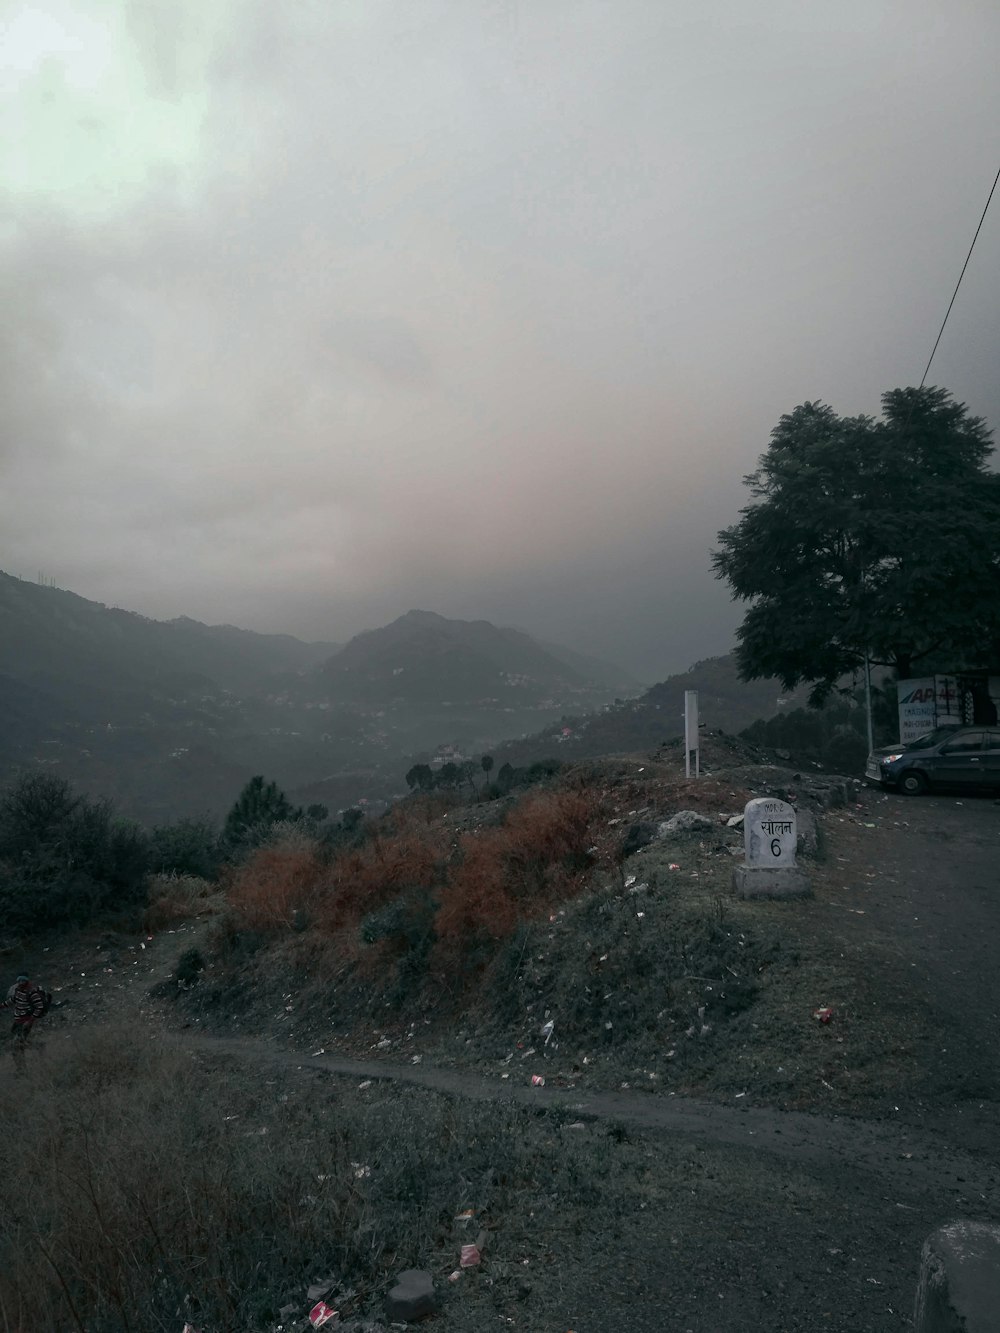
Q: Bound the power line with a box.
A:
[919,162,1000,388]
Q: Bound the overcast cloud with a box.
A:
[3,0,999,680]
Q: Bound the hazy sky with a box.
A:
[3,1,999,680]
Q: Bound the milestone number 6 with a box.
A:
[770,838,782,857]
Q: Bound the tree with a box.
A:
[222,775,300,849]
[712,387,1000,703]
[149,816,220,880]
[0,773,150,931]
[341,807,364,833]
[404,763,433,792]
[435,762,460,789]
[481,754,494,783]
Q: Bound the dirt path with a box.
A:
[190,1031,1000,1200]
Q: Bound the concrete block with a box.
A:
[385,1269,436,1322]
[732,865,811,900]
[914,1220,1000,1332]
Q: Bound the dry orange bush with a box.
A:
[224,787,605,961]
[436,788,604,945]
[311,829,444,932]
[225,844,325,930]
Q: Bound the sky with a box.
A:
[2,0,999,682]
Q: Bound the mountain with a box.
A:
[530,636,645,694]
[0,573,342,820]
[319,610,619,707]
[0,581,637,823]
[487,654,809,770]
[0,574,339,705]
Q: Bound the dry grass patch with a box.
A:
[143,873,220,931]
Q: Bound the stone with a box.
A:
[795,808,819,858]
[384,1269,436,1323]
[914,1220,1000,1332]
[620,821,657,857]
[743,797,797,868]
[658,810,713,834]
[733,797,810,898]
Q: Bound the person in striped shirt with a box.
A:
[3,974,47,1052]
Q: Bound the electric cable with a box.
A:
[919,163,1000,387]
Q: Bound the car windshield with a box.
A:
[903,727,963,750]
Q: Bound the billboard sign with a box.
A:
[897,676,960,744]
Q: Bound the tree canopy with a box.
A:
[222,775,301,848]
[713,387,1000,702]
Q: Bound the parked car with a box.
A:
[865,726,1000,795]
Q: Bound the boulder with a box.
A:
[795,808,820,858]
[385,1270,436,1323]
[914,1221,1000,1332]
[659,810,713,834]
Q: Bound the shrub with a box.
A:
[148,816,221,879]
[144,873,216,931]
[220,784,607,995]
[224,837,326,931]
[435,788,602,957]
[0,773,150,933]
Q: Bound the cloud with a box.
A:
[2,0,999,679]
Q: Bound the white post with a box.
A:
[684,690,699,778]
[864,650,874,754]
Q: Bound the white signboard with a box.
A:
[684,690,699,778]
[897,676,960,745]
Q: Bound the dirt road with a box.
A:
[810,785,1000,1149]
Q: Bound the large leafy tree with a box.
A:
[713,387,1000,702]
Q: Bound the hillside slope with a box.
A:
[486,653,806,769]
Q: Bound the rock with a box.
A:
[795,808,819,858]
[914,1220,1000,1332]
[620,821,658,857]
[659,810,713,834]
[385,1270,436,1322]
[775,749,792,760]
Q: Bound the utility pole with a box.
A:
[864,650,875,754]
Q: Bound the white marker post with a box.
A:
[684,690,699,778]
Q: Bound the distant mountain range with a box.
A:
[0,575,638,822]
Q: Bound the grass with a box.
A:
[0,1024,949,1333]
[143,873,220,932]
[0,1024,661,1333]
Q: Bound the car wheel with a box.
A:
[900,771,927,796]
